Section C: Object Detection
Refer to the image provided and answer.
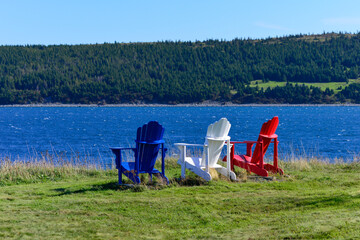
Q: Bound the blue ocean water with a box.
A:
[0,106,359,165]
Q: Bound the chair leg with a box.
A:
[274,138,278,169]
[134,174,141,184]
[226,139,231,178]
[118,169,122,185]
[161,144,166,177]
[205,146,209,174]
[162,174,169,184]
[149,173,153,183]
[230,143,235,171]
[181,162,186,179]
[259,141,264,169]
[180,146,186,179]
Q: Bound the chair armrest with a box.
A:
[109,147,136,169]
[229,141,256,158]
[174,143,206,163]
[174,143,204,147]
[109,147,136,155]
[109,147,136,151]
[230,141,257,144]
[136,140,165,144]
[206,136,230,141]
[259,134,278,139]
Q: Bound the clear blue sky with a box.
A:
[1,0,360,45]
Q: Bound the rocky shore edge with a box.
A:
[1,102,360,107]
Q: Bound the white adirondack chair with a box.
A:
[174,118,236,181]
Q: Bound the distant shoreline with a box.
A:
[1,102,360,107]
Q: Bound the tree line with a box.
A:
[0,32,360,104]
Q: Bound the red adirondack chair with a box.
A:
[223,116,284,177]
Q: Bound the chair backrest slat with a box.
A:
[205,118,231,167]
[252,117,279,164]
[136,121,164,172]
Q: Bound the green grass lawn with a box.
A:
[249,79,360,93]
[0,158,360,239]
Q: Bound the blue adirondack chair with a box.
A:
[110,121,169,185]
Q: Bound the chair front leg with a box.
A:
[179,145,186,179]
[259,139,264,169]
[230,143,235,171]
[226,138,231,177]
[246,143,254,157]
[149,173,153,183]
[161,144,166,176]
[273,138,278,169]
[135,145,140,180]
[205,145,209,173]
[118,150,123,184]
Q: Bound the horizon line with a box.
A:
[1,31,359,47]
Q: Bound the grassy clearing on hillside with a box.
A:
[249,79,360,93]
[0,157,360,239]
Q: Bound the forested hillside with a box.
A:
[1,33,360,104]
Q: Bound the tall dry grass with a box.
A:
[0,151,114,185]
[279,152,360,172]
[1,145,359,185]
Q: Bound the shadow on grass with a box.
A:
[172,176,209,186]
[52,175,213,196]
[53,181,139,196]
